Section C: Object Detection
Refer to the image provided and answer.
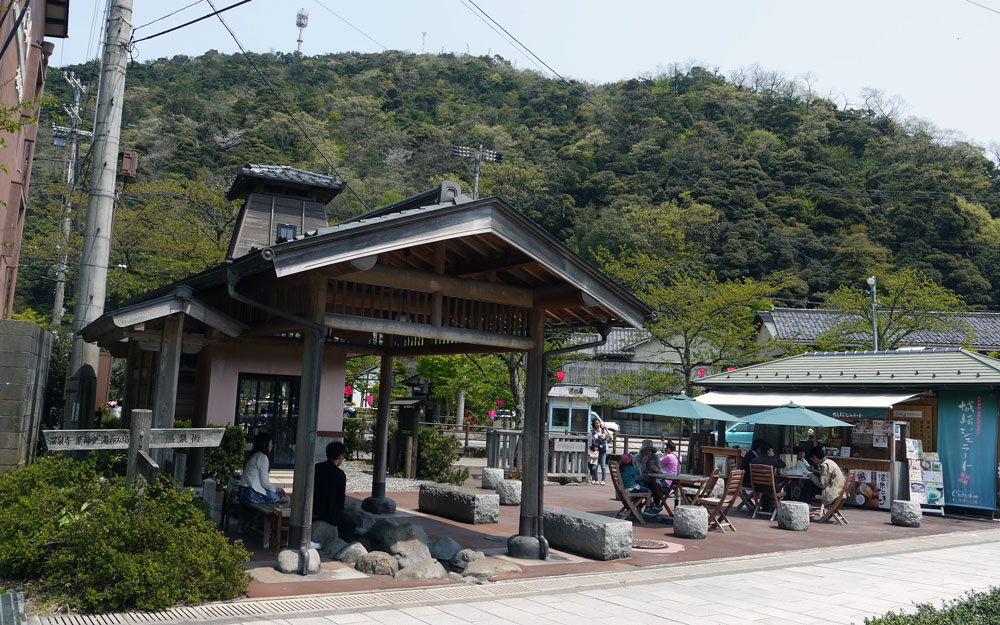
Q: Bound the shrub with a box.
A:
[417,426,468,485]
[343,417,361,459]
[866,588,1000,624]
[0,456,250,612]
[203,425,247,486]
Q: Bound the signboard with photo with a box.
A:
[905,438,945,512]
[853,469,890,509]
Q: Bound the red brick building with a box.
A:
[0,0,69,317]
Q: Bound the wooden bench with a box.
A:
[247,503,291,554]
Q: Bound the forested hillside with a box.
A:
[16,50,1000,316]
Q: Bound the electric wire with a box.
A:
[311,0,387,51]
[132,0,252,44]
[459,0,867,292]
[964,0,1000,15]
[205,0,372,213]
[133,0,205,32]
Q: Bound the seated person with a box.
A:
[659,441,680,486]
[739,439,765,486]
[313,441,357,538]
[749,442,786,510]
[239,432,289,504]
[799,445,846,508]
[792,446,811,473]
[619,453,648,493]
[636,440,664,514]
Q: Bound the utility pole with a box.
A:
[51,72,92,330]
[451,142,503,200]
[64,0,133,429]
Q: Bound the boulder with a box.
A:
[312,520,338,545]
[361,496,397,515]
[367,518,401,548]
[394,558,448,580]
[463,557,522,579]
[481,467,505,490]
[891,500,922,528]
[324,537,348,557]
[450,548,485,573]
[355,551,398,576]
[341,506,376,536]
[496,479,522,505]
[673,505,708,539]
[777,501,810,531]
[337,541,368,564]
[276,548,321,574]
[391,538,433,569]
[429,536,463,562]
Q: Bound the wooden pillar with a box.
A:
[152,313,183,467]
[508,308,547,559]
[288,276,327,557]
[185,349,212,487]
[363,351,397,514]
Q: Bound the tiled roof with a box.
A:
[762,307,1000,349]
[568,327,653,357]
[698,347,1000,389]
[226,164,345,202]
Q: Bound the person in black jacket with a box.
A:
[313,441,356,538]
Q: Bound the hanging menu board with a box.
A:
[905,438,945,515]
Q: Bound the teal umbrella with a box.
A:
[621,395,743,422]
[740,403,854,428]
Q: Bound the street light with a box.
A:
[867,276,878,352]
[451,142,503,199]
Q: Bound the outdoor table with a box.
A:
[649,472,708,509]
[777,470,813,500]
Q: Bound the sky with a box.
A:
[49,0,1000,148]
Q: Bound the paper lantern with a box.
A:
[496,399,504,408]
[697,368,706,377]
[726,367,735,372]
[344,384,353,396]
[556,371,566,382]
[365,394,374,406]
[488,409,496,418]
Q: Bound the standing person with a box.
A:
[799,445,846,507]
[589,416,610,485]
[587,444,600,484]
[314,441,357,538]
[636,439,664,513]
[238,432,289,504]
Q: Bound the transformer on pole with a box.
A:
[296,9,308,53]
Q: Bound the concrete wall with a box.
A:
[0,320,51,474]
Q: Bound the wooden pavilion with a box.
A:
[80,166,651,570]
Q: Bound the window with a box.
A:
[551,407,570,429]
[276,223,296,242]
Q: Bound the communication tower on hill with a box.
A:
[296,9,308,53]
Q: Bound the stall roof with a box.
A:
[698,348,1000,390]
[696,391,923,419]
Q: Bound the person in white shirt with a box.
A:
[238,432,289,504]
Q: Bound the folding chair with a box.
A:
[816,469,855,525]
[608,461,652,524]
[750,464,783,521]
[689,467,722,506]
[699,469,743,533]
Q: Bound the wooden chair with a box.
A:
[218,476,244,532]
[816,469,856,525]
[689,468,723,505]
[698,469,743,533]
[749,464,783,521]
[608,461,652,524]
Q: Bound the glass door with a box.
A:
[235,373,300,468]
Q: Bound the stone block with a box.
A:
[777,501,810,531]
[673,505,708,539]
[418,483,499,524]
[496,479,521,505]
[481,467,504,490]
[891,500,922,527]
[542,505,632,560]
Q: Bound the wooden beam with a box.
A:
[533,284,600,310]
[456,255,538,278]
[324,312,534,350]
[388,342,527,356]
[340,265,534,308]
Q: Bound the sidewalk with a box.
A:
[36,527,1000,625]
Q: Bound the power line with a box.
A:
[133,0,205,31]
[458,0,866,292]
[311,0,386,51]
[964,0,1000,15]
[132,0,252,44]
[205,0,371,213]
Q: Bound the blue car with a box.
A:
[718,421,754,448]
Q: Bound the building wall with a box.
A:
[0,319,51,473]
[0,1,53,317]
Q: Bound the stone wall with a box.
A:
[0,320,51,474]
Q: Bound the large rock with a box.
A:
[463,557,522,579]
[391,538,433,569]
[450,549,485,573]
[429,536,462,562]
[367,518,401,548]
[542,505,632,560]
[361,496,397,515]
[496,479,522,505]
[373,522,428,551]
[276,548,321,574]
[337,541,368,564]
[394,558,449,580]
[673,505,708,539]
[312,520,338,545]
[324,537,348,557]
[419,483,499,524]
[355,551,399,576]
[891,500,922,528]
[481,467,505,490]
[777,501,810,531]
[341,506,376,536]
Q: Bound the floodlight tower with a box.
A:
[451,142,503,199]
[296,9,308,53]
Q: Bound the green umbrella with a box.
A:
[621,395,743,422]
[740,403,854,428]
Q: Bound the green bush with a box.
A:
[417,427,468,485]
[0,455,250,612]
[866,588,1000,624]
[343,417,361,459]
[203,425,247,485]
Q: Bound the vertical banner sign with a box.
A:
[937,390,998,510]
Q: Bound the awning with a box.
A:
[695,391,922,420]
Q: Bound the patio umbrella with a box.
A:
[621,395,742,469]
[740,403,854,428]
